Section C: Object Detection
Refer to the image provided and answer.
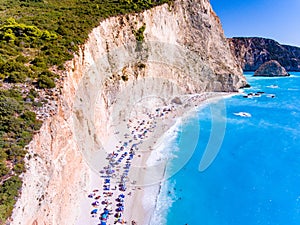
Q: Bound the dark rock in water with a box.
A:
[228,37,300,71]
[242,83,251,88]
[254,60,290,77]
[171,97,182,105]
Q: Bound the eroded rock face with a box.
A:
[10,1,246,224]
[254,60,290,77]
[228,37,300,71]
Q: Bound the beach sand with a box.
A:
[76,92,236,225]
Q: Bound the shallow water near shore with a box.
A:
[154,72,300,225]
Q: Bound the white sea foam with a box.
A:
[266,94,276,98]
[143,116,185,225]
[149,180,177,225]
[234,112,252,117]
[266,85,279,89]
[146,118,182,168]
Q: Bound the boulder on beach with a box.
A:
[171,97,182,105]
[254,60,290,77]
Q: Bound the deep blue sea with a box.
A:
[156,72,300,225]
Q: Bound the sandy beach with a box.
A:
[76,92,236,225]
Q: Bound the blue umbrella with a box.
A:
[101,213,108,219]
[117,206,124,211]
[91,209,98,214]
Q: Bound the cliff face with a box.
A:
[229,37,300,71]
[10,1,245,224]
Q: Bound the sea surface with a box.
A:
[151,72,300,225]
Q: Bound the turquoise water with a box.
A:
[163,72,300,225]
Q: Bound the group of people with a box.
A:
[87,105,177,225]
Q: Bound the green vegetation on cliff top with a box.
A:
[0,0,172,222]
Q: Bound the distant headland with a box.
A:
[228,37,300,72]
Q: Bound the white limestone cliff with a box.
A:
[10,0,246,224]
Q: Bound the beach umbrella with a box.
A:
[117,206,124,212]
[115,212,122,218]
[120,187,126,191]
[91,209,98,214]
[125,164,130,169]
[101,213,108,219]
[117,197,124,202]
[106,168,115,174]
[92,201,99,206]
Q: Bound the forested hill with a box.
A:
[228,37,300,71]
[0,0,172,223]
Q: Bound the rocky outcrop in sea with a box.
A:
[254,60,290,77]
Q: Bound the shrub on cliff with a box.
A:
[133,24,146,42]
[0,18,57,43]
[37,74,55,88]
[0,176,22,223]
[0,60,30,77]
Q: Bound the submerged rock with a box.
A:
[254,60,290,77]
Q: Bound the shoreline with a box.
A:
[78,92,236,225]
[140,92,238,225]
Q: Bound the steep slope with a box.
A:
[10,0,246,224]
[229,37,300,71]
